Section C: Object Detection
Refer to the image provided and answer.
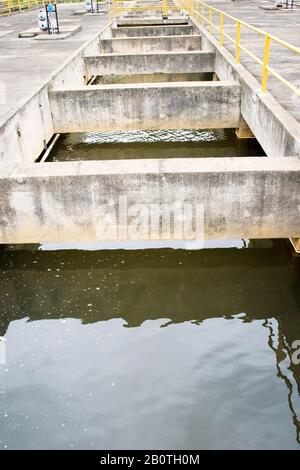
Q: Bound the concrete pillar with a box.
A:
[236,117,255,139]
[290,238,300,253]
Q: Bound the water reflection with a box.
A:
[0,240,299,449]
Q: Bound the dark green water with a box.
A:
[48,129,264,162]
[0,240,300,449]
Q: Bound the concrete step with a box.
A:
[84,51,215,77]
[49,81,241,133]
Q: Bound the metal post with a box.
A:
[219,12,224,47]
[235,21,241,63]
[262,34,271,92]
[162,0,168,18]
[209,7,213,34]
[201,2,204,27]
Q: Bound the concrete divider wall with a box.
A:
[116,17,187,26]
[51,32,103,89]
[111,25,195,37]
[49,81,241,133]
[0,157,299,243]
[0,87,53,170]
[99,35,202,53]
[0,21,112,169]
[84,51,215,77]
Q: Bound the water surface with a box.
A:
[0,240,299,449]
[48,129,264,162]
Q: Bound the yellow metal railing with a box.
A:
[110,0,181,20]
[0,0,85,16]
[178,0,300,99]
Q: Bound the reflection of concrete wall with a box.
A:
[0,157,299,243]
[49,81,241,133]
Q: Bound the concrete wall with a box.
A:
[99,35,202,53]
[49,81,241,133]
[0,157,299,243]
[84,51,215,77]
[116,17,186,26]
[0,21,111,169]
[111,25,195,37]
[0,86,53,171]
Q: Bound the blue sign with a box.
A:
[47,3,55,12]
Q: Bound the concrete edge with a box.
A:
[101,33,201,41]
[50,80,240,92]
[83,50,211,58]
[5,157,300,179]
[33,25,82,40]
[111,23,194,31]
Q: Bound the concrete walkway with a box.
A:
[201,0,300,122]
[0,4,109,120]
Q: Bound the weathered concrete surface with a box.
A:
[19,23,82,40]
[0,157,299,243]
[0,4,109,120]
[199,21,300,157]
[0,13,111,169]
[84,51,215,77]
[99,34,202,53]
[116,17,187,26]
[49,81,241,132]
[111,24,195,37]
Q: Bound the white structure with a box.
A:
[38,8,48,30]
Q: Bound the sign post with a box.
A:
[46,3,60,35]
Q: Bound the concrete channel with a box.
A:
[0,2,299,246]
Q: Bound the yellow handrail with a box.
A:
[177,0,300,99]
[0,0,85,16]
[111,0,180,18]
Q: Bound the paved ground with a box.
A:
[201,0,300,122]
[0,4,109,120]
